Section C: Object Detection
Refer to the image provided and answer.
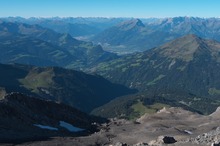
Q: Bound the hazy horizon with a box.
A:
[0,0,220,18]
[1,16,220,19]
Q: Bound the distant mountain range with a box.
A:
[92,18,178,54]
[0,21,118,70]
[1,17,128,37]
[93,17,220,54]
[3,17,220,55]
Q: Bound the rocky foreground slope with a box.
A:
[7,107,220,146]
[0,93,104,144]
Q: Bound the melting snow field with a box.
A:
[184,130,193,135]
[59,121,84,132]
[33,124,58,131]
[33,121,84,132]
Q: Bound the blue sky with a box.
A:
[0,0,219,18]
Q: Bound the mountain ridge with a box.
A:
[117,18,145,30]
[0,63,136,112]
[156,34,215,62]
[93,17,220,54]
[93,34,220,97]
[0,21,118,69]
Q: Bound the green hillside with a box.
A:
[93,35,220,98]
[0,63,136,112]
[91,90,220,119]
[0,21,118,69]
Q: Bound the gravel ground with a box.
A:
[3,107,220,146]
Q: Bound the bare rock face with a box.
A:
[212,143,220,146]
[113,142,128,146]
[111,142,148,146]
[183,127,220,145]
[133,142,149,146]
[210,106,220,119]
[162,136,177,144]
[148,136,176,145]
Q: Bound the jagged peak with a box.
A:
[118,18,145,30]
[61,33,73,40]
[133,19,145,27]
[162,16,202,23]
[59,33,80,44]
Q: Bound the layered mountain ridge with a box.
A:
[0,21,118,69]
[93,35,220,96]
[93,17,220,54]
[0,63,136,113]
[117,19,145,30]
[1,17,128,37]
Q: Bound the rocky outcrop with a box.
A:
[212,143,220,146]
[110,142,149,146]
[162,136,177,144]
[148,136,176,145]
[183,127,220,145]
[210,106,220,119]
[110,142,128,146]
[133,142,149,146]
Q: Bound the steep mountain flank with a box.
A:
[94,35,220,98]
[0,21,118,69]
[0,63,136,112]
[0,92,103,143]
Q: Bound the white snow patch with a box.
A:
[184,130,193,135]
[33,124,58,131]
[130,82,133,88]
[169,60,176,69]
[198,122,210,127]
[59,121,84,132]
